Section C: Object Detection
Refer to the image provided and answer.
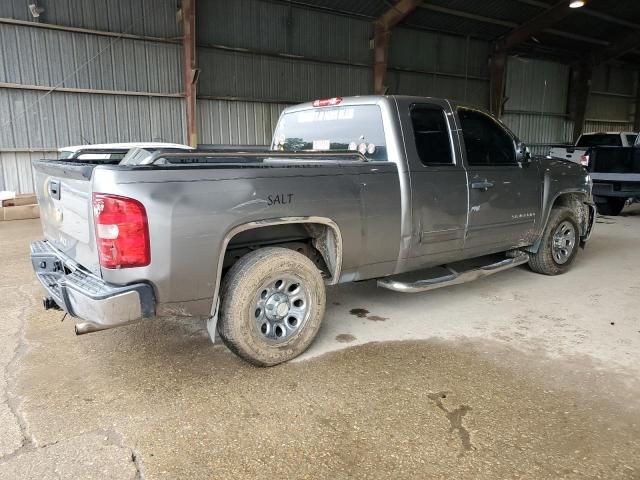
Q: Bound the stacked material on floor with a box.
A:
[0,192,40,221]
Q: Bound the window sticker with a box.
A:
[312,139,331,150]
[297,108,355,123]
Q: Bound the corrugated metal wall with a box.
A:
[0,0,179,37]
[388,29,489,107]
[0,150,57,194]
[0,1,183,192]
[198,99,288,145]
[0,89,184,149]
[585,64,637,133]
[501,56,574,155]
[0,25,181,92]
[195,0,491,127]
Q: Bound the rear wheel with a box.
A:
[594,196,626,216]
[218,247,326,366]
[529,206,580,275]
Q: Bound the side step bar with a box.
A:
[377,253,530,293]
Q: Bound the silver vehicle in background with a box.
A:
[31,96,595,366]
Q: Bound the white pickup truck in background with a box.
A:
[549,132,638,166]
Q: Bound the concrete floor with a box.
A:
[1,209,639,479]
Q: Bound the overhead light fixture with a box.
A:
[569,1,585,8]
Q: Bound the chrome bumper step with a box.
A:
[377,253,530,293]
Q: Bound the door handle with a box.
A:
[471,180,494,191]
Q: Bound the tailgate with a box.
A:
[549,147,584,163]
[589,147,640,174]
[32,160,101,275]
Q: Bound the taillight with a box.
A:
[580,154,589,166]
[312,97,342,107]
[92,193,150,269]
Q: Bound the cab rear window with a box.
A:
[576,134,622,147]
[273,105,387,160]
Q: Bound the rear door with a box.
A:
[457,107,541,256]
[399,99,468,268]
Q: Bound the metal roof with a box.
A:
[282,0,640,65]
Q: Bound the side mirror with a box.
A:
[516,142,531,164]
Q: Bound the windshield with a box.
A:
[576,134,622,147]
[273,105,387,161]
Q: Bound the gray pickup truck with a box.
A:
[31,95,595,366]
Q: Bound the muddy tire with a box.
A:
[217,247,326,366]
[528,206,580,275]
[594,196,625,216]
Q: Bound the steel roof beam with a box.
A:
[418,3,607,46]
[498,0,572,52]
[590,30,640,66]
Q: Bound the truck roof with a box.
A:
[282,95,456,114]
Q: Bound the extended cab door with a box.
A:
[399,99,469,269]
[457,107,541,255]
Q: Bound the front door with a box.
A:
[400,101,469,269]
[457,107,541,256]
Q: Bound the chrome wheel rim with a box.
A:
[253,274,310,344]
[552,221,576,265]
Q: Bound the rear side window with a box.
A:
[626,134,637,146]
[273,105,387,161]
[576,134,622,147]
[458,108,515,166]
[410,104,453,166]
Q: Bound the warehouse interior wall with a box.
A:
[0,0,638,193]
[0,0,184,193]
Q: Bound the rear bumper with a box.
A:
[30,240,155,334]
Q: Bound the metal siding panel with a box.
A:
[372,28,490,79]
[592,65,637,97]
[196,99,287,145]
[586,94,633,122]
[291,6,371,63]
[502,113,574,156]
[584,120,634,133]
[197,0,371,64]
[390,70,488,108]
[0,0,179,37]
[1,24,181,93]
[505,56,569,114]
[389,29,438,73]
[0,151,57,194]
[198,48,370,101]
[0,89,184,148]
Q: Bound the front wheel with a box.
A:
[218,247,326,366]
[529,206,580,275]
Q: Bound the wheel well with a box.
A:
[550,193,589,236]
[222,222,341,282]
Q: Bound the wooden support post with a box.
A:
[372,0,424,95]
[634,77,640,133]
[568,62,592,142]
[373,23,391,95]
[182,0,197,147]
[489,50,507,118]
